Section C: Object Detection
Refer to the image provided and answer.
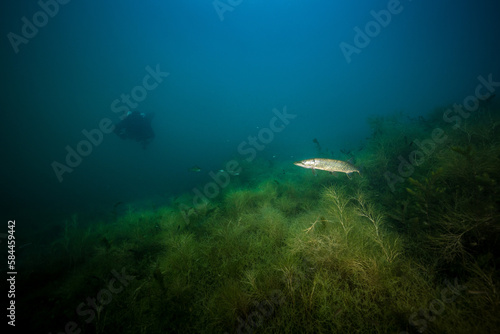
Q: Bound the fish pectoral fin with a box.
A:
[346,172,352,179]
[312,168,316,176]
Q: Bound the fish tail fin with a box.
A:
[359,165,365,177]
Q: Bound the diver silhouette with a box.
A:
[113,111,155,149]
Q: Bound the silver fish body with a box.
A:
[293,158,361,178]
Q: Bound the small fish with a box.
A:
[189,166,202,172]
[340,148,351,155]
[313,138,322,151]
[293,158,361,178]
[219,169,240,176]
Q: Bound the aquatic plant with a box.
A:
[355,192,401,264]
[322,185,353,241]
[405,168,446,224]
[17,105,500,333]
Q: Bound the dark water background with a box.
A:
[2,0,499,225]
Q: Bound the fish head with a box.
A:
[293,159,314,169]
[293,160,305,167]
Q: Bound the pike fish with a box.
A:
[293,158,361,178]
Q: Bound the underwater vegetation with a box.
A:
[18,104,500,333]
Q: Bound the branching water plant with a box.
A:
[405,168,446,224]
[303,215,330,233]
[465,260,499,308]
[323,186,352,241]
[50,214,95,268]
[355,193,401,264]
